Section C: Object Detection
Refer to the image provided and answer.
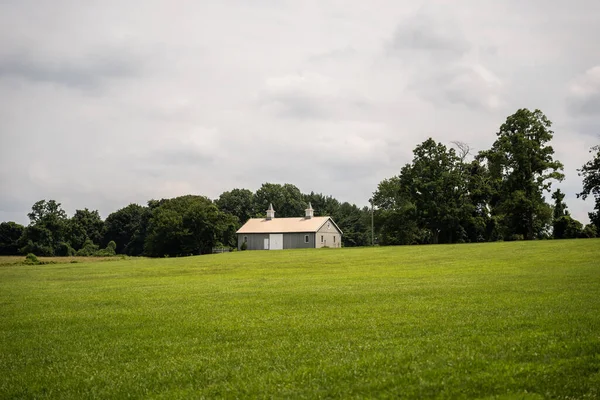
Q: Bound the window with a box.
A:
[333,236,336,243]
[321,235,324,243]
[244,236,248,243]
[304,235,309,243]
[327,222,331,229]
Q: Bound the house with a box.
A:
[236,203,343,250]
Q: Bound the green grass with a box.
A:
[1,240,599,399]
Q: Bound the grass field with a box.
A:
[1,240,599,399]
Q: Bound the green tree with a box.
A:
[68,208,104,250]
[0,222,24,255]
[400,138,467,244]
[552,189,568,219]
[254,183,305,218]
[332,202,369,247]
[102,204,147,255]
[144,195,237,257]
[20,200,69,255]
[577,145,600,230]
[479,109,564,240]
[216,188,255,225]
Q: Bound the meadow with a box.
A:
[1,240,599,399]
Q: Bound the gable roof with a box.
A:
[236,216,342,234]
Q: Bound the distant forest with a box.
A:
[1,108,599,257]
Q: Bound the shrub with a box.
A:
[581,224,597,239]
[24,253,40,265]
[76,239,99,256]
[241,242,248,251]
[55,242,76,257]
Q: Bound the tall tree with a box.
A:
[20,200,69,256]
[578,145,600,230]
[68,208,104,250]
[254,183,305,218]
[216,188,255,225]
[144,195,236,257]
[102,203,147,255]
[0,222,24,255]
[479,109,564,240]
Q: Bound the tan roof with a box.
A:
[236,216,341,234]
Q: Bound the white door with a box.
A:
[263,238,269,250]
[269,234,283,250]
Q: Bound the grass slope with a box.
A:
[1,240,599,399]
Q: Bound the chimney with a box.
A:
[266,203,275,220]
[305,202,314,219]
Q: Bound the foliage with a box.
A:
[68,208,104,250]
[76,239,100,257]
[254,183,305,218]
[144,195,237,257]
[55,242,76,257]
[0,222,24,255]
[215,188,254,226]
[240,241,247,251]
[581,224,597,238]
[19,200,69,255]
[1,241,599,398]
[578,145,600,230]
[102,203,148,255]
[24,253,40,264]
[479,109,564,240]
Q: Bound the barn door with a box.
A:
[269,234,283,250]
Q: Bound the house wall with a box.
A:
[283,233,315,249]
[315,219,342,248]
[238,233,269,250]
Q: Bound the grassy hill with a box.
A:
[1,240,599,399]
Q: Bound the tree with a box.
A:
[254,183,305,218]
[578,145,600,230]
[20,200,69,255]
[216,189,255,225]
[0,222,24,255]
[68,208,104,250]
[479,109,564,240]
[552,189,568,220]
[144,195,237,257]
[102,204,147,255]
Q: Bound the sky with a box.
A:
[1,0,599,225]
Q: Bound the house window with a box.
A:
[304,235,309,243]
[321,235,324,243]
[244,236,248,243]
[333,236,336,243]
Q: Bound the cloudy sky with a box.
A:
[1,0,599,225]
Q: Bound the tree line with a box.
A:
[373,109,599,244]
[0,108,598,257]
[0,187,372,257]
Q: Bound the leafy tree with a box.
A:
[20,200,69,255]
[144,195,237,257]
[552,189,568,219]
[581,224,597,238]
[578,145,600,230]
[553,216,583,239]
[68,208,104,250]
[254,183,305,218]
[102,204,147,255]
[332,202,369,247]
[76,239,100,256]
[216,188,255,225]
[0,222,24,255]
[479,109,564,240]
